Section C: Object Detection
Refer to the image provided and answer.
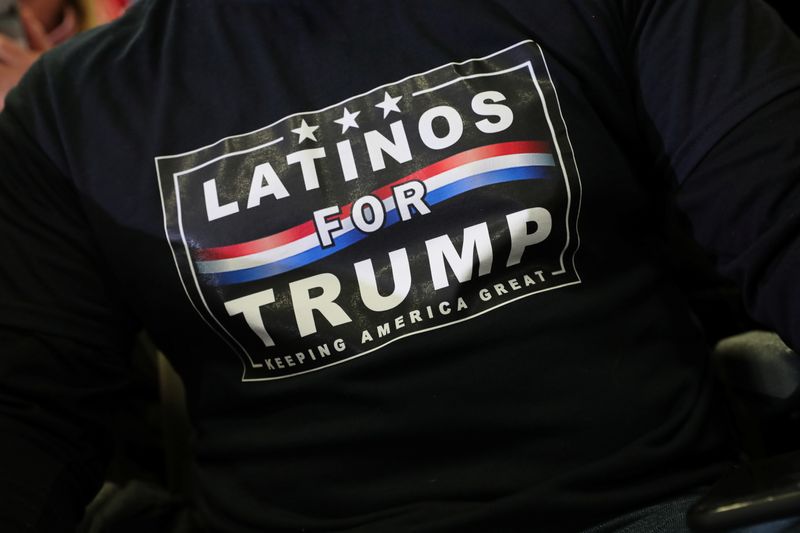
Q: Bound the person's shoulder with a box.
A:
[41,0,166,88]
[7,0,169,170]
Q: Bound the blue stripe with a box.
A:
[204,165,549,286]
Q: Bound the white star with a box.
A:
[291,119,319,143]
[333,107,361,133]
[375,91,402,118]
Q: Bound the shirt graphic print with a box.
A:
[156,40,583,381]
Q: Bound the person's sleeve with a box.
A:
[0,60,139,532]
[627,0,800,350]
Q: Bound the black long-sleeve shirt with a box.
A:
[1,1,799,531]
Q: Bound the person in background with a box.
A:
[0,0,127,110]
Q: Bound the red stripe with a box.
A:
[197,140,549,261]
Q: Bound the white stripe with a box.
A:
[196,233,321,274]
[424,153,553,192]
[196,152,554,274]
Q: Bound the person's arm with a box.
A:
[0,58,138,532]
[628,0,800,350]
